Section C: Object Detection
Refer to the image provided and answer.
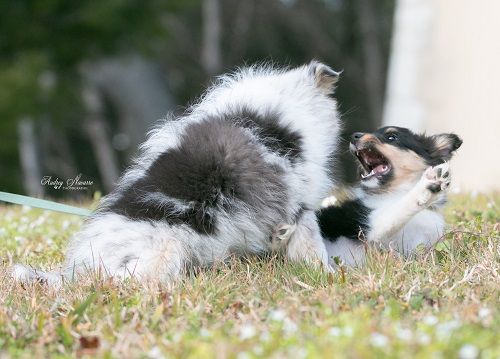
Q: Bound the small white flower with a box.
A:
[199,328,210,338]
[478,308,491,319]
[14,236,26,243]
[423,315,439,326]
[328,327,341,337]
[436,320,461,340]
[239,324,256,340]
[33,216,46,226]
[147,346,165,359]
[283,318,298,335]
[62,220,71,230]
[396,328,412,342]
[417,333,431,345]
[259,331,271,342]
[343,326,354,337]
[269,309,286,322]
[459,344,479,359]
[172,333,182,343]
[293,347,307,359]
[237,352,251,359]
[253,345,264,355]
[370,333,389,347]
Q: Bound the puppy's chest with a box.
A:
[389,209,446,247]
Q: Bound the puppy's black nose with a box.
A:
[351,132,364,142]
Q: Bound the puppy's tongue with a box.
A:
[373,164,389,174]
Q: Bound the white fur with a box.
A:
[323,237,366,267]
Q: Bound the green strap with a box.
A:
[0,191,91,216]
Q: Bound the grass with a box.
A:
[0,194,499,358]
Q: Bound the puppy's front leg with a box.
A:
[278,210,331,270]
[368,163,451,245]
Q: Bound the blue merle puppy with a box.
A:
[14,61,342,285]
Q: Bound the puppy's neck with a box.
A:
[357,177,419,199]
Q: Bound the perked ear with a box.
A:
[309,60,342,95]
[430,133,463,161]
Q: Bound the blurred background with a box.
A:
[0,0,497,199]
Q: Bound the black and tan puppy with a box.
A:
[318,126,462,266]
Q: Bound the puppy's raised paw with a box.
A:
[417,163,451,206]
[424,162,451,193]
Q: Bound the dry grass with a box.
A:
[0,194,499,358]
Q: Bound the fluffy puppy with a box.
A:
[14,61,342,285]
[318,126,462,266]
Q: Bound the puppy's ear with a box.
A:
[309,60,341,94]
[429,133,462,161]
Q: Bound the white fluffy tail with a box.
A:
[11,264,64,288]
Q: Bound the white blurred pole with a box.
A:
[383,0,432,129]
[384,0,500,192]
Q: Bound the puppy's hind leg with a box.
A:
[283,211,331,270]
[133,236,187,284]
[271,223,297,251]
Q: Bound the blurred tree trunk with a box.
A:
[355,0,384,124]
[202,0,222,75]
[40,121,78,180]
[82,85,120,192]
[229,0,254,60]
[384,0,500,192]
[80,56,174,155]
[17,118,43,197]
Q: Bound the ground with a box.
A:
[0,194,499,358]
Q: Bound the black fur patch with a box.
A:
[373,126,462,166]
[236,108,303,162]
[120,255,139,269]
[317,200,371,241]
[104,116,288,234]
[427,183,442,193]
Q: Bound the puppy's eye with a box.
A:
[386,133,398,141]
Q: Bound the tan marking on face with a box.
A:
[374,143,427,189]
[358,134,380,146]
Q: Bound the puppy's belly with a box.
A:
[323,236,365,267]
[388,209,445,255]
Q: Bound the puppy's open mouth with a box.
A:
[354,147,392,180]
